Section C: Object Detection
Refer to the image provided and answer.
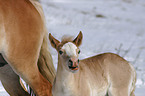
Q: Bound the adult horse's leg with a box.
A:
[3,34,52,96]
[0,64,30,96]
[30,0,56,85]
[0,0,53,95]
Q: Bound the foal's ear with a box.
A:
[49,33,60,49]
[73,31,83,47]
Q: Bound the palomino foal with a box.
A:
[49,32,136,96]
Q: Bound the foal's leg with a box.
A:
[108,87,129,96]
[0,64,30,96]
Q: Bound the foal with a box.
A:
[49,32,136,96]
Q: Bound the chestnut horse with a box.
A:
[0,0,55,96]
[49,32,136,96]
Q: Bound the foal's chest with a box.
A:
[53,80,108,96]
[52,83,76,96]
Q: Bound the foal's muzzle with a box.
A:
[68,58,79,71]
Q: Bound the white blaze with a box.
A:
[62,42,77,57]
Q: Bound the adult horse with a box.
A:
[49,32,136,96]
[0,0,55,96]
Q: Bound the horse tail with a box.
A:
[30,0,56,85]
[26,1,56,95]
[26,33,56,96]
[27,36,56,95]
[38,32,56,84]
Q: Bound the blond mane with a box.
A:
[61,35,74,44]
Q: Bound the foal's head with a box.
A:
[49,32,83,73]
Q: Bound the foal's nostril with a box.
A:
[69,59,72,63]
[69,59,73,66]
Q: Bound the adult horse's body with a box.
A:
[0,0,55,96]
[49,32,136,96]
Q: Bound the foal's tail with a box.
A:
[38,32,56,84]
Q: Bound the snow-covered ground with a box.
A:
[0,0,145,95]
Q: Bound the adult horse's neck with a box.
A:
[53,55,77,96]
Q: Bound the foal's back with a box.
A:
[78,53,136,96]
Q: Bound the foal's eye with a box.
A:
[78,50,80,54]
[59,50,63,55]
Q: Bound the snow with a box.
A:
[0,0,145,95]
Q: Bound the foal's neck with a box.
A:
[56,55,75,81]
[53,55,78,96]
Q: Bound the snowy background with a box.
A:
[0,0,145,95]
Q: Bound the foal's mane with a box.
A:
[61,35,74,44]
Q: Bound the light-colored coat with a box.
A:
[49,32,136,96]
[0,0,55,96]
